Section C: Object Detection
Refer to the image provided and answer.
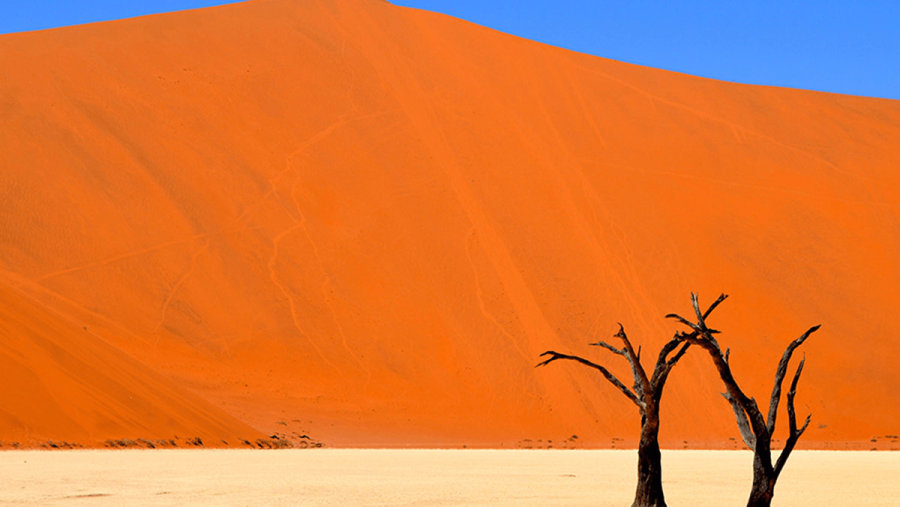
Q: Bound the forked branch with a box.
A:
[614,323,651,396]
[774,356,811,478]
[649,333,693,391]
[665,292,725,335]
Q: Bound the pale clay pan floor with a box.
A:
[0,449,896,506]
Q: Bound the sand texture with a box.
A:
[0,449,897,506]
[1,0,899,448]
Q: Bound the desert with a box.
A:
[2,0,898,451]
[1,0,898,505]
[1,449,898,506]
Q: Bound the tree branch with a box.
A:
[589,340,626,356]
[700,339,766,439]
[648,335,692,392]
[667,341,691,368]
[787,358,810,437]
[691,292,705,325]
[648,335,680,388]
[689,292,725,335]
[664,312,701,332]
[537,351,642,408]
[722,391,756,449]
[767,325,820,433]
[702,293,729,320]
[774,357,811,478]
[614,324,651,397]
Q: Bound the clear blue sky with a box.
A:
[2,1,897,100]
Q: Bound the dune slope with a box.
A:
[0,276,261,446]
[1,0,898,448]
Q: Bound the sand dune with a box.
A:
[1,0,899,448]
[0,279,261,446]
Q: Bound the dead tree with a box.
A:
[537,320,704,507]
[666,293,818,507]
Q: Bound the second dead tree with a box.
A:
[666,293,819,507]
[537,319,708,507]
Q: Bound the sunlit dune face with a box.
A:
[0,0,898,448]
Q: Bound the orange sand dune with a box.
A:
[1,0,898,448]
[0,277,262,447]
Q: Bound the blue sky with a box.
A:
[2,1,897,100]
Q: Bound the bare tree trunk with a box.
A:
[748,452,775,507]
[633,409,665,507]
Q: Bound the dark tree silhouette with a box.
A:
[537,319,706,507]
[666,293,818,507]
